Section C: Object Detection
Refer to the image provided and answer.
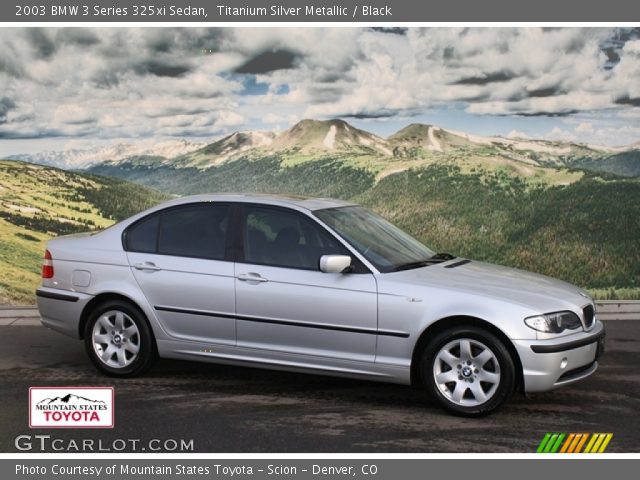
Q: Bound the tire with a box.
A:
[420,325,515,416]
[84,300,157,377]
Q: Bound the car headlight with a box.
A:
[524,311,582,333]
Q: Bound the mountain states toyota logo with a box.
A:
[29,387,114,428]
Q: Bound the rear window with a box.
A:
[126,215,158,253]
[158,205,229,260]
[124,204,229,260]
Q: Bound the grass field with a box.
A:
[2,148,639,303]
[90,155,640,299]
[0,160,167,304]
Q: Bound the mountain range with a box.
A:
[9,119,640,178]
[1,118,639,303]
[83,119,640,299]
[10,139,206,170]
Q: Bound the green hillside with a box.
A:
[9,119,640,301]
[0,160,168,304]
[356,165,640,295]
[91,156,376,199]
[573,150,640,177]
[90,154,640,299]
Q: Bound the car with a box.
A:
[36,193,605,416]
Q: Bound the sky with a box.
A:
[1,27,640,157]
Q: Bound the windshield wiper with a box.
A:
[389,253,457,272]
[430,252,456,261]
[390,260,433,272]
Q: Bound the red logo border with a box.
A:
[29,386,115,429]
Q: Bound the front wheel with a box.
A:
[84,300,157,377]
[421,326,515,416]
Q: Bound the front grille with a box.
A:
[582,304,595,329]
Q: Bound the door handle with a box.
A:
[133,262,162,271]
[237,273,268,283]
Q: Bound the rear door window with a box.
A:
[125,204,230,260]
[158,205,230,260]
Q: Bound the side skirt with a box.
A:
[156,339,411,385]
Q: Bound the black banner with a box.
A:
[5,0,640,22]
[5,459,640,480]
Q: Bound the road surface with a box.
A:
[0,319,638,452]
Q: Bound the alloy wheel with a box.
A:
[432,338,501,407]
[92,310,141,369]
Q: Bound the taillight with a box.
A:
[42,249,54,279]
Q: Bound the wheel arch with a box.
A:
[79,292,153,343]
[410,315,524,392]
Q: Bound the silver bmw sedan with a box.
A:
[36,194,605,416]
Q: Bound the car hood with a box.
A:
[379,259,592,313]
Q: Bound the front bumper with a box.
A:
[513,321,605,392]
[36,287,94,339]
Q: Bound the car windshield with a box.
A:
[314,206,436,272]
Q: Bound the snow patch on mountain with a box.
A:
[427,126,442,152]
[323,125,337,149]
[442,128,574,154]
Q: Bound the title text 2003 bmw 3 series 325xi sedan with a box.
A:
[36,194,605,416]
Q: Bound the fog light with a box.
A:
[560,358,568,369]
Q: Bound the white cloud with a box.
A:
[262,112,299,125]
[52,105,95,125]
[215,110,245,127]
[0,27,639,147]
[547,127,577,142]
[507,130,530,139]
[617,108,640,119]
[577,124,640,146]
[575,122,594,134]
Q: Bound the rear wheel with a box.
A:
[421,325,515,416]
[84,300,156,377]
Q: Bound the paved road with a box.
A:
[1,321,638,453]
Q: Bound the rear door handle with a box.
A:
[133,262,162,272]
[237,273,268,283]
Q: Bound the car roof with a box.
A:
[156,193,356,212]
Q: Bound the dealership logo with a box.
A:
[29,387,114,428]
[536,432,613,453]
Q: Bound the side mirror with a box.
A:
[319,255,352,274]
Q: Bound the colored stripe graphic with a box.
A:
[537,433,565,453]
[584,433,614,453]
[567,433,584,453]
[550,433,565,453]
[574,433,589,453]
[537,433,612,453]
[584,434,598,453]
[560,433,575,453]
[537,433,552,453]
[598,433,613,453]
